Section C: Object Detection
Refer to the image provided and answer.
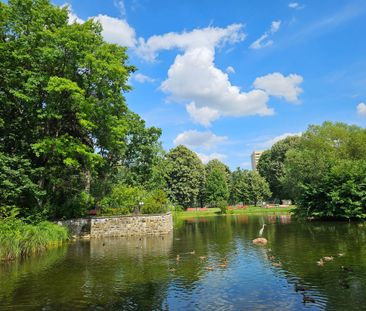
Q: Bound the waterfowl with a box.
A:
[176,255,180,261]
[168,268,176,272]
[302,294,316,303]
[337,253,345,257]
[199,256,207,260]
[323,256,334,261]
[252,237,268,245]
[317,259,324,266]
[272,262,282,267]
[206,266,214,271]
[188,250,196,255]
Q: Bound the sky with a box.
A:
[53,0,366,169]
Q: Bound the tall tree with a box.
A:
[0,0,161,218]
[165,145,204,208]
[204,159,230,206]
[257,136,301,201]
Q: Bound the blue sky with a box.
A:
[54,0,366,169]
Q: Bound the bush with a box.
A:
[218,200,228,214]
[140,189,168,214]
[0,218,69,261]
[100,184,143,216]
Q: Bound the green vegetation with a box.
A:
[258,122,366,219]
[0,217,68,261]
[174,206,294,219]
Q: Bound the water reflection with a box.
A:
[1,215,366,310]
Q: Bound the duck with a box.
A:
[188,250,196,255]
[176,254,180,261]
[199,256,207,260]
[317,259,324,266]
[323,256,334,261]
[337,253,345,257]
[272,262,282,267]
[302,294,316,304]
[206,266,214,271]
[168,268,176,272]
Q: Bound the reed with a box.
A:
[0,218,69,261]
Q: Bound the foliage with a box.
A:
[283,122,366,219]
[100,184,143,215]
[257,136,301,200]
[230,168,271,205]
[217,200,228,214]
[0,152,44,218]
[0,0,161,219]
[0,217,69,261]
[140,189,168,214]
[205,161,230,206]
[165,145,205,208]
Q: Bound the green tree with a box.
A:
[0,0,161,218]
[257,136,301,201]
[165,145,204,208]
[230,168,271,206]
[282,122,366,218]
[204,159,230,206]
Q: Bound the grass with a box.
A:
[0,218,69,261]
[173,206,295,219]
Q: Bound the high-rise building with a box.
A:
[251,151,263,171]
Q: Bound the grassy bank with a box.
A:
[0,218,69,261]
[174,206,295,219]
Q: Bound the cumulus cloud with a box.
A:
[134,73,155,83]
[64,4,85,24]
[357,102,366,116]
[173,130,227,149]
[197,152,227,164]
[93,15,136,47]
[253,72,303,103]
[64,5,136,47]
[261,132,302,148]
[135,24,245,62]
[186,103,220,127]
[250,20,281,50]
[161,46,273,126]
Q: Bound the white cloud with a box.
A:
[135,24,245,62]
[357,102,366,116]
[93,15,136,47]
[134,73,155,83]
[250,20,281,50]
[161,47,273,126]
[261,132,302,148]
[173,130,227,149]
[63,5,136,48]
[253,72,303,103]
[114,0,127,17]
[64,4,85,24]
[186,102,220,127]
[226,66,235,74]
[288,2,305,10]
[197,152,227,164]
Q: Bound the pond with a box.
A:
[1,214,366,310]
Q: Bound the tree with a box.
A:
[230,168,271,206]
[165,145,204,208]
[282,122,366,219]
[257,136,301,201]
[0,0,161,218]
[204,159,230,206]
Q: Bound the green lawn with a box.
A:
[173,206,295,219]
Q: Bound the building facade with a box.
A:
[251,151,263,171]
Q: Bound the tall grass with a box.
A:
[0,218,69,261]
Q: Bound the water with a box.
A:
[1,214,366,310]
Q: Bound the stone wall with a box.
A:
[58,213,173,238]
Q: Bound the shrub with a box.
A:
[218,200,228,214]
[100,184,143,215]
[140,189,168,214]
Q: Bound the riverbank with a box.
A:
[0,219,69,261]
[174,206,295,219]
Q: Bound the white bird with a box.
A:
[259,224,266,237]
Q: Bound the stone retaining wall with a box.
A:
[58,213,173,238]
